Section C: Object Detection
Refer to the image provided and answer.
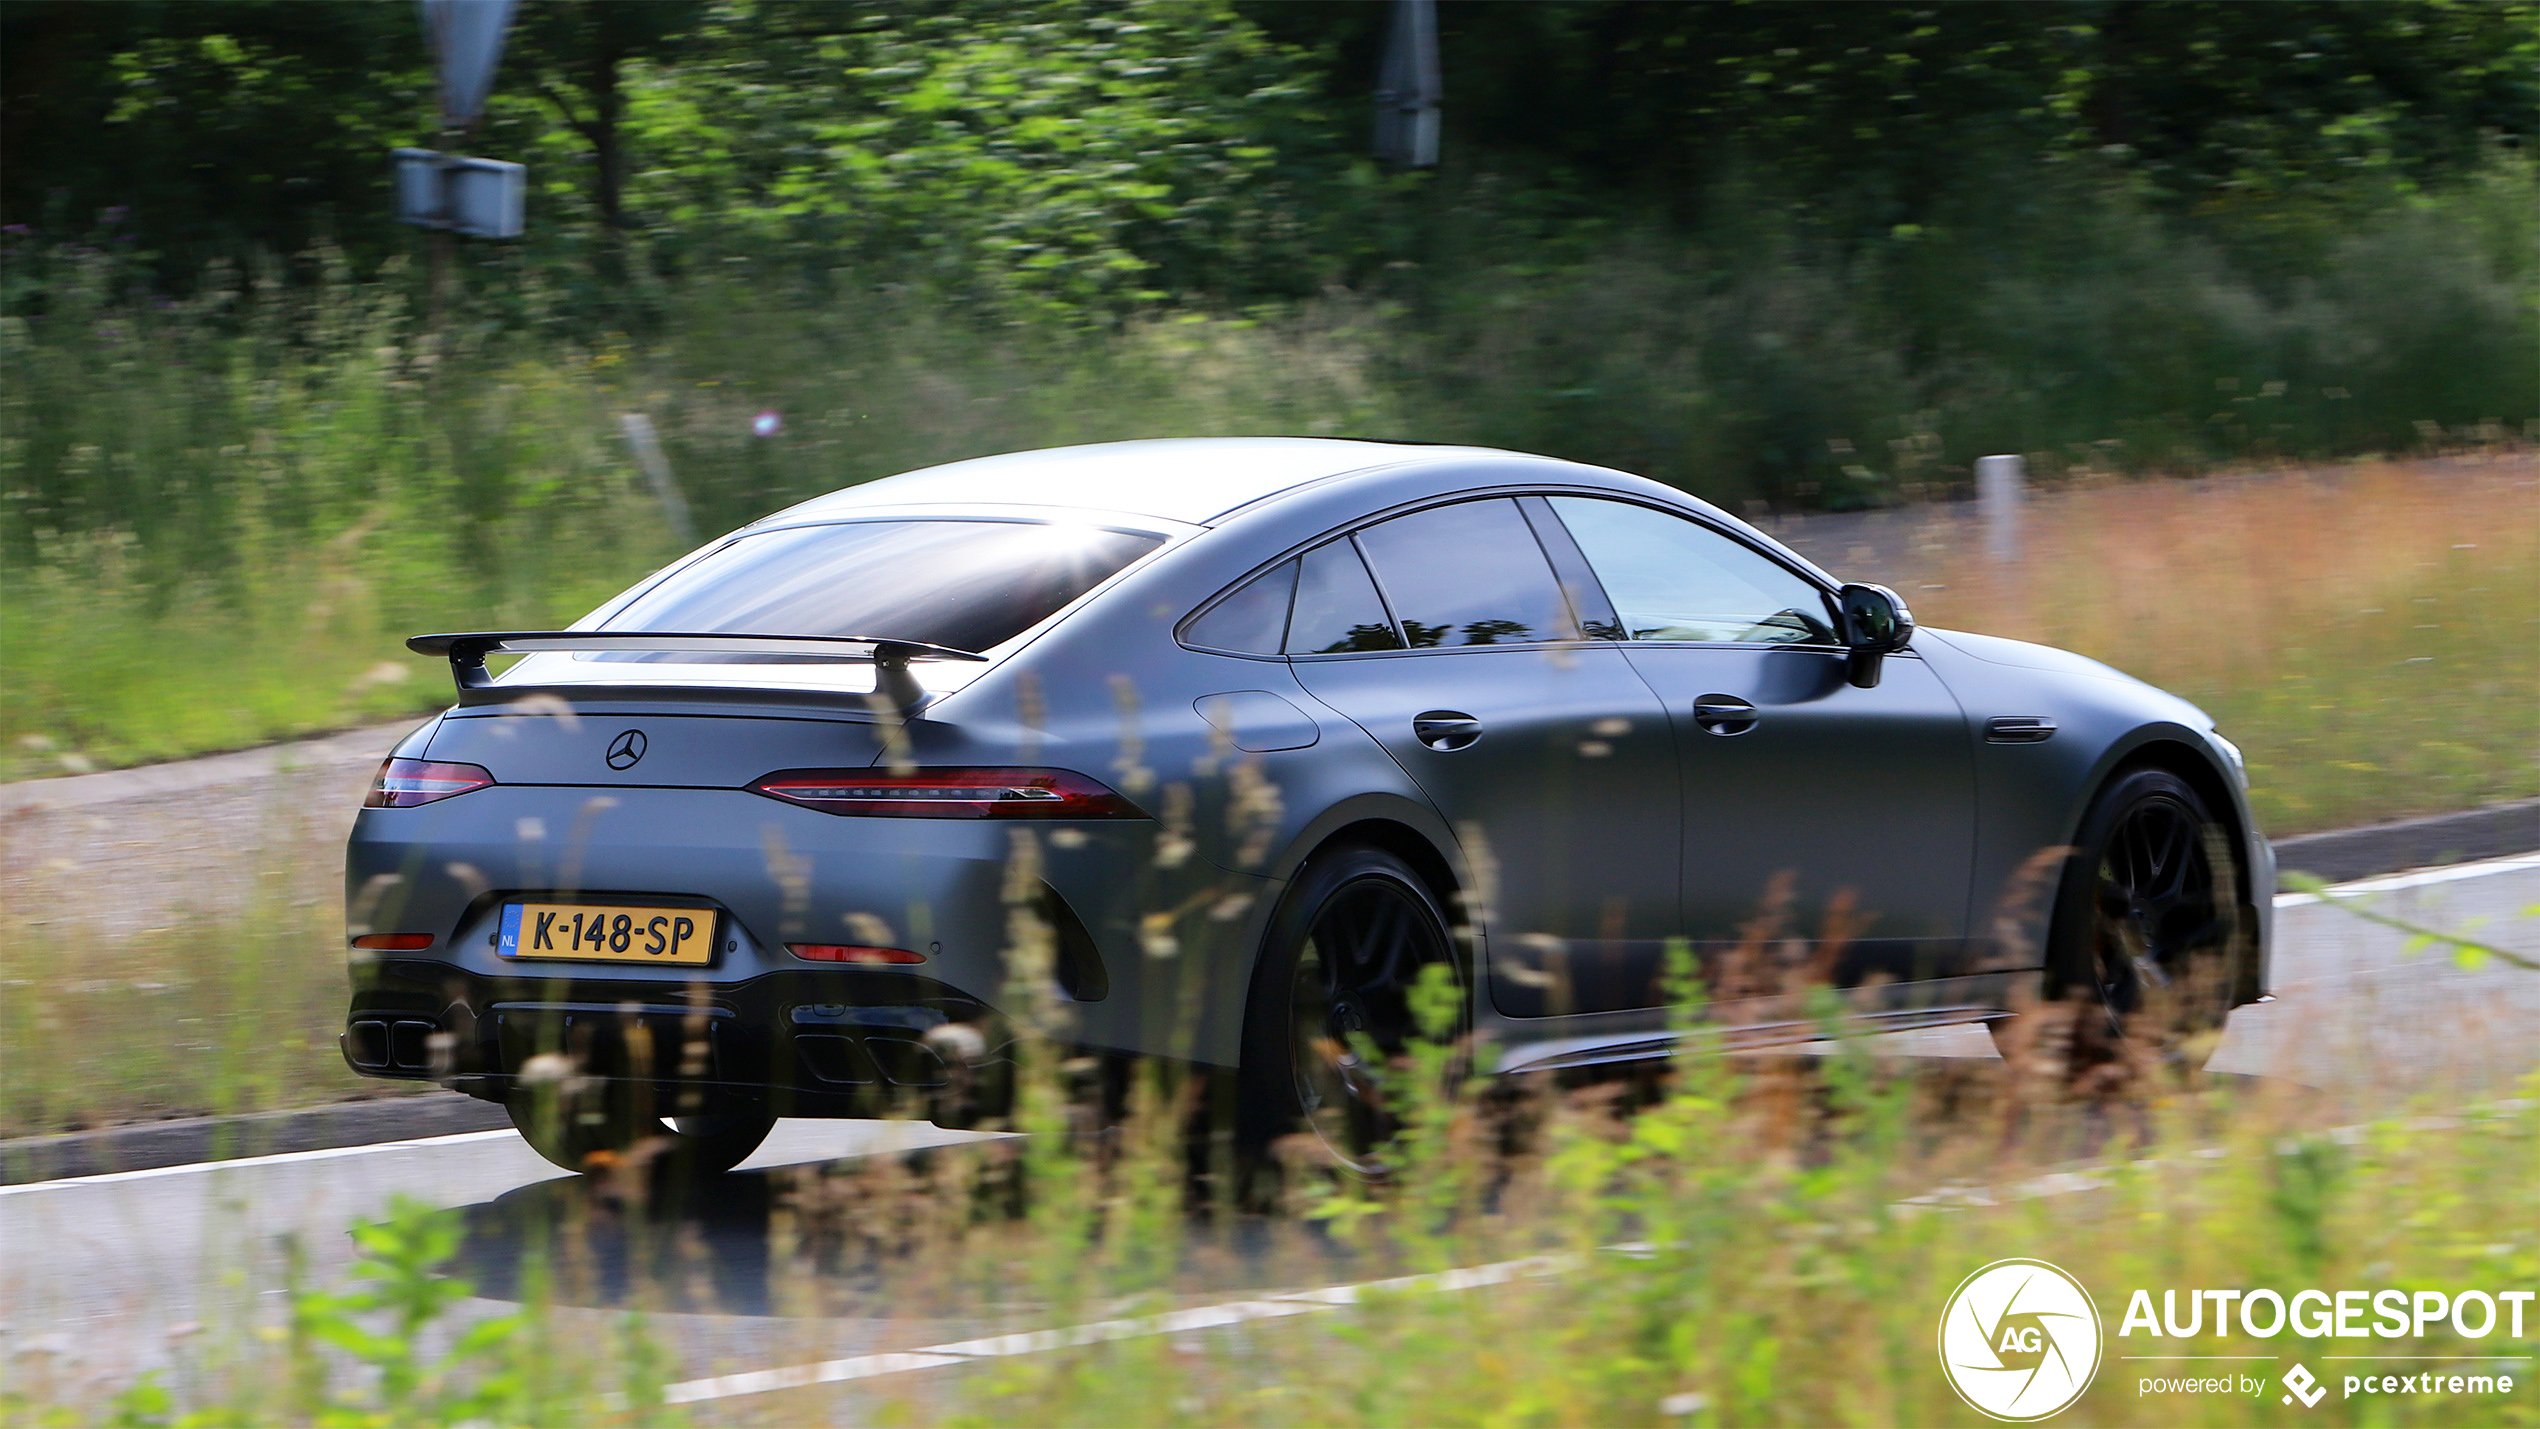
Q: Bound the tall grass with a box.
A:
[0,756,386,1137]
[0,255,1409,778]
[2,167,2532,798]
[11,982,2534,1425]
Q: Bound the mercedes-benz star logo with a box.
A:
[605,729,647,770]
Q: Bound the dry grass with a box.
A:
[1914,456,2540,834]
[0,759,402,1137]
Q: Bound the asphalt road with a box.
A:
[4,855,2532,1412]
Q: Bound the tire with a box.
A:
[507,1093,773,1178]
[2002,767,2240,1073]
[1235,844,1461,1178]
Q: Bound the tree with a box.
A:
[504,0,707,271]
[0,0,428,278]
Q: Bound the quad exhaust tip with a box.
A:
[344,1018,440,1074]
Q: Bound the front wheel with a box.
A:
[1236,844,1461,1177]
[507,1095,773,1178]
[2003,767,2240,1074]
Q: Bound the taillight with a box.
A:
[748,767,1145,819]
[364,757,496,808]
[789,943,925,964]
[351,933,436,951]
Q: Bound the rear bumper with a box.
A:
[343,959,1009,1117]
[350,780,1136,1004]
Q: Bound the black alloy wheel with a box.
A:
[1239,845,1461,1176]
[2047,767,2239,1066]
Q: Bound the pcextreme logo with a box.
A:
[2282,1364,2327,1408]
[1939,1259,2104,1421]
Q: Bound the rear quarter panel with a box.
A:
[924,509,1468,1065]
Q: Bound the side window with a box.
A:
[1354,498,1577,648]
[1547,497,1836,645]
[1287,540,1404,654]
[1184,559,1296,655]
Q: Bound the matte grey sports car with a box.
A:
[344,438,2270,1174]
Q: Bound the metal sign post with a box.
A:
[403,0,522,330]
[418,0,516,131]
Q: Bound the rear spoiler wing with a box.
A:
[405,631,988,713]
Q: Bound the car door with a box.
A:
[1283,497,1681,1018]
[1541,495,1977,995]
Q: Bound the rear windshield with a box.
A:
[600,520,1164,655]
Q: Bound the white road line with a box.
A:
[658,1256,1574,1405]
[2272,852,2539,907]
[8,855,2528,1198]
[0,1130,518,1197]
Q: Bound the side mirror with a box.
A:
[1837,583,1915,689]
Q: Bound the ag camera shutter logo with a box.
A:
[1940,1259,2104,1421]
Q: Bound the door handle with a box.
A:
[1691,695,1759,736]
[1413,711,1484,751]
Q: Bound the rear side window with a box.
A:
[1355,498,1576,647]
[1288,540,1404,654]
[603,520,1163,655]
[1183,559,1297,655]
[1547,497,1834,645]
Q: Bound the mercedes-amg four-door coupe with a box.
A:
[343,438,2269,1174]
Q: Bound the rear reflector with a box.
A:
[789,943,926,964]
[364,758,496,808]
[749,767,1145,820]
[350,933,436,951]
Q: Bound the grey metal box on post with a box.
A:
[393,149,525,240]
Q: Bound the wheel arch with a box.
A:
[2098,734,2255,904]
[1265,793,1466,911]
[1306,818,1461,920]
[2067,728,2266,1004]
[1243,796,1473,1030]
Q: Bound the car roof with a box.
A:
[763,437,1505,528]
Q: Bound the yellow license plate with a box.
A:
[498,903,717,965]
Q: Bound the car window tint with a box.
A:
[602,520,1162,656]
[1287,540,1403,654]
[1185,559,1297,654]
[1547,497,1834,645]
[1355,498,1575,647]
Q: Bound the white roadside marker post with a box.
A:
[1976,453,2025,564]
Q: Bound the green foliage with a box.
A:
[9,1,2532,306]
[0,1,433,272]
[1,4,2533,793]
[1322,1,2540,225]
[598,1,1336,313]
[282,1199,529,1426]
[30,1064,2540,1424]
[4,189,2534,799]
